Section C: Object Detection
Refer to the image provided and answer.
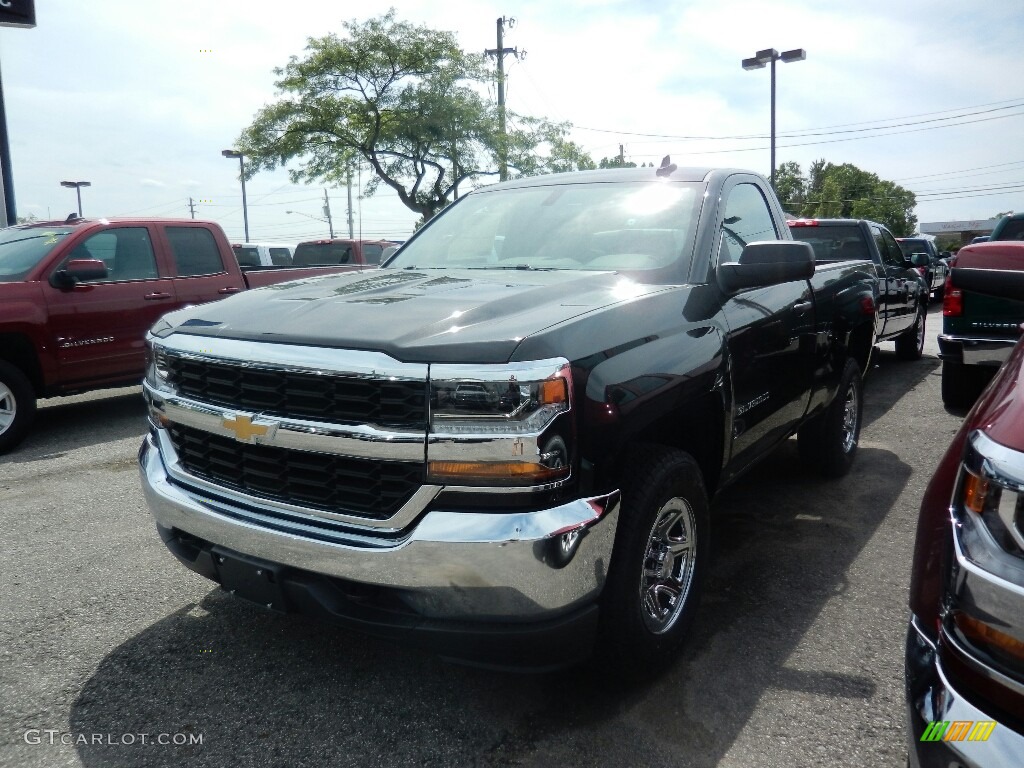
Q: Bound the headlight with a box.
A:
[957,432,1024,578]
[431,375,569,434]
[427,360,573,487]
[145,339,172,391]
[948,430,1024,674]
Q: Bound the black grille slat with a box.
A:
[168,425,421,520]
[164,355,426,428]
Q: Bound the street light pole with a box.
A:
[60,180,91,217]
[741,47,806,190]
[221,149,249,242]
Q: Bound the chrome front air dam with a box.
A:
[139,432,620,622]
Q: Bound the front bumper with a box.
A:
[938,335,1016,367]
[139,433,620,664]
[905,617,1024,768]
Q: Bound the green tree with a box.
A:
[779,159,917,235]
[598,156,637,169]
[773,160,806,213]
[236,11,593,222]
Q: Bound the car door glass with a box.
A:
[67,228,158,282]
[167,227,225,276]
[879,229,906,268]
[717,183,778,265]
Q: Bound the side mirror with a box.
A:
[52,258,108,287]
[718,241,815,293]
[910,253,929,268]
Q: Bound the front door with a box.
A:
[717,180,815,475]
[44,225,176,387]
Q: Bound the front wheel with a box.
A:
[599,446,709,679]
[0,360,36,455]
[895,306,926,361]
[798,357,863,478]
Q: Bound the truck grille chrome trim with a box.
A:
[155,429,440,531]
[155,392,426,463]
[154,336,429,429]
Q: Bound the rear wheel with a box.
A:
[0,361,36,454]
[599,446,709,679]
[895,305,926,361]
[798,358,863,478]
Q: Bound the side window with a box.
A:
[232,245,260,267]
[362,244,383,265]
[878,228,906,268]
[268,247,292,266]
[67,227,157,282]
[717,183,778,265]
[166,227,225,277]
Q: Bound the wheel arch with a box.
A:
[0,333,43,396]
[603,392,726,498]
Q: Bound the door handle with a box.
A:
[143,292,172,300]
[793,301,813,315]
[218,286,242,295]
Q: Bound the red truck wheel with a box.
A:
[0,361,36,454]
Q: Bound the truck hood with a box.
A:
[162,268,672,364]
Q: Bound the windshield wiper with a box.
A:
[477,264,558,271]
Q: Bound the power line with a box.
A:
[893,159,1024,182]
[571,97,1024,141]
[649,110,1024,155]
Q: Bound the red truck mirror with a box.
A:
[52,258,109,287]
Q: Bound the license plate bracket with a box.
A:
[212,548,288,613]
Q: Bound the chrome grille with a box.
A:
[168,424,423,520]
[163,354,426,428]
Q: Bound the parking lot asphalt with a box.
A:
[0,303,962,767]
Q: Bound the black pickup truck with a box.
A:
[139,167,880,675]
[788,218,931,362]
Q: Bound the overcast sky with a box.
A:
[2,0,1022,242]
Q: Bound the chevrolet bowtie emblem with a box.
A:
[222,414,270,443]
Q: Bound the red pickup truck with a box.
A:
[0,217,367,453]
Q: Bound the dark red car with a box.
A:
[906,265,1024,765]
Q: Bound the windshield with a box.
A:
[387,180,702,277]
[0,226,74,282]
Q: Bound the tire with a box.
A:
[599,446,709,679]
[894,305,926,361]
[0,360,37,455]
[798,358,863,478]
[941,360,987,410]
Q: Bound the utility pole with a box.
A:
[188,197,196,219]
[322,188,335,238]
[619,144,625,166]
[346,166,355,239]
[485,16,522,182]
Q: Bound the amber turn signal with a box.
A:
[954,611,1024,664]
[428,460,569,485]
[962,469,989,515]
